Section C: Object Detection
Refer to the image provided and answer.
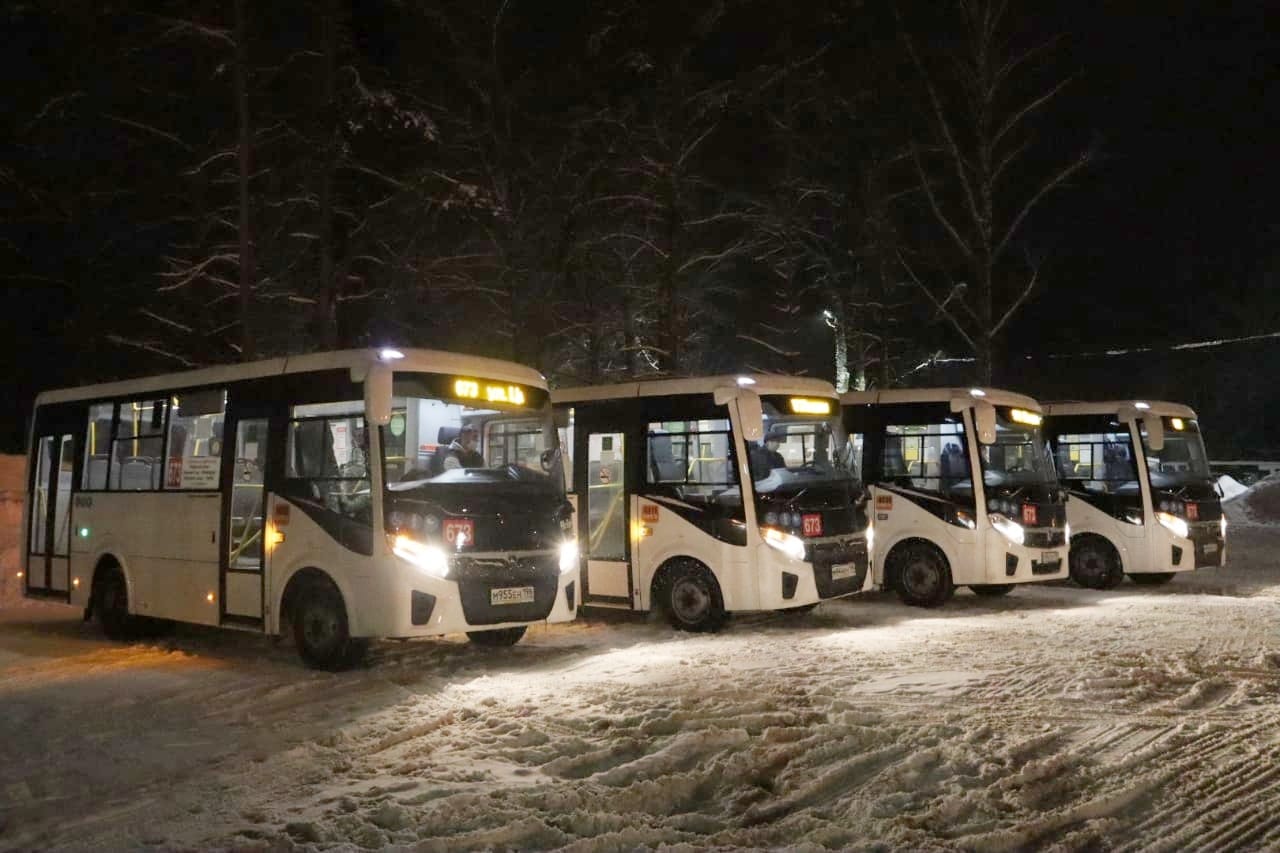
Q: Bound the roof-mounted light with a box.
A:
[969,388,986,397]
[379,348,406,361]
[1134,401,1150,410]
[736,376,757,386]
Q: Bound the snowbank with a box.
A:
[1226,473,1280,527]
[1216,474,1249,502]
[0,454,25,608]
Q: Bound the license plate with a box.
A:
[1041,551,1059,564]
[1203,543,1218,554]
[490,586,535,605]
[831,562,857,580]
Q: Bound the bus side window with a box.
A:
[113,398,167,490]
[165,389,227,490]
[82,402,114,490]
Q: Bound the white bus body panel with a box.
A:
[71,493,222,626]
[1065,498,1217,575]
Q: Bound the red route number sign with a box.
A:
[802,513,824,537]
[444,519,475,547]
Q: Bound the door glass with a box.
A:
[587,432,626,559]
[30,436,52,557]
[229,419,268,571]
[52,435,73,557]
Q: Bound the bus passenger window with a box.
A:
[164,389,227,490]
[287,405,371,523]
[82,402,114,490]
[112,398,167,490]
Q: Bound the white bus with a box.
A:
[1044,400,1226,588]
[552,376,871,631]
[22,348,578,668]
[842,388,1069,606]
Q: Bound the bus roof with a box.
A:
[841,387,1043,411]
[552,374,837,404]
[34,348,547,406]
[1042,400,1198,419]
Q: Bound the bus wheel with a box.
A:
[466,626,528,646]
[1070,537,1123,590]
[94,567,137,641]
[661,561,727,632]
[1128,572,1176,586]
[292,581,367,670]
[891,543,954,608]
[970,584,1014,597]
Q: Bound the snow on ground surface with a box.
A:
[4,527,1280,851]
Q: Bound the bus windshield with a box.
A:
[1142,417,1211,488]
[979,408,1058,488]
[751,396,855,492]
[381,375,565,539]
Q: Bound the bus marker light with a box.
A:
[969,388,986,397]
[736,376,756,386]
[1134,401,1150,410]
[78,527,90,538]
[72,577,79,588]
[1171,417,1185,430]
[379,348,406,361]
[206,592,215,603]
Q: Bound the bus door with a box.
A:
[581,428,634,607]
[221,408,276,626]
[27,430,74,596]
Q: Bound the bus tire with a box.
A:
[1128,572,1176,586]
[1070,536,1124,590]
[93,565,137,641]
[291,579,367,670]
[889,542,954,608]
[657,559,727,633]
[970,584,1014,597]
[466,626,528,646]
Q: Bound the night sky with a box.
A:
[2,1,1276,454]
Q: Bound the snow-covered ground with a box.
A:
[5,523,1280,851]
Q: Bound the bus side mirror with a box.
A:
[1143,416,1165,451]
[973,401,997,445]
[364,364,393,427]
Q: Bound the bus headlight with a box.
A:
[761,527,806,562]
[559,539,579,574]
[1156,511,1189,540]
[391,534,450,579]
[989,513,1025,546]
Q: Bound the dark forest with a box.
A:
[2,1,1276,455]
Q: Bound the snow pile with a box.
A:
[1216,474,1249,502]
[1226,473,1280,527]
[0,455,26,609]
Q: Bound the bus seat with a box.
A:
[119,457,155,490]
[86,455,109,489]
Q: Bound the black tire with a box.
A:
[891,543,954,608]
[1070,536,1124,590]
[94,568,137,641]
[660,561,727,632]
[292,581,367,670]
[466,626,528,646]
[1128,572,1176,586]
[970,584,1015,597]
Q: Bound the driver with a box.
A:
[749,432,787,479]
[441,426,485,470]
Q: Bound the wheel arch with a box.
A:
[1071,531,1126,573]
[649,555,719,605]
[87,552,130,619]
[276,566,348,638]
[883,536,952,591]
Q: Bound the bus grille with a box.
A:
[1025,528,1067,549]
[454,555,559,625]
[809,537,870,598]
